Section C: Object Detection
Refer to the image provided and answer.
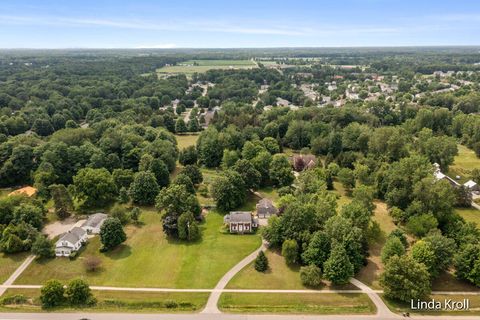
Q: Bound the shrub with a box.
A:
[406,213,438,237]
[65,279,96,306]
[164,299,178,308]
[282,239,298,265]
[300,264,322,287]
[84,256,102,272]
[254,251,269,272]
[40,280,64,308]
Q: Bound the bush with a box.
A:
[164,299,178,308]
[1,294,27,305]
[84,255,102,272]
[254,251,269,272]
[406,213,438,237]
[66,279,96,306]
[40,280,64,308]
[282,239,298,265]
[110,204,130,225]
[300,264,322,287]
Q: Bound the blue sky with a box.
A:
[1,0,480,48]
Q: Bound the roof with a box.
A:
[256,198,278,214]
[82,213,108,229]
[225,212,253,223]
[464,180,478,188]
[57,227,86,245]
[8,186,37,197]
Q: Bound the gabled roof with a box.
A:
[8,186,37,197]
[57,227,86,246]
[225,211,253,223]
[82,213,108,229]
[464,180,478,188]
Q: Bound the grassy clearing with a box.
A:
[0,252,30,283]
[332,181,351,210]
[382,294,480,316]
[157,60,256,75]
[448,144,480,183]
[16,209,261,288]
[256,187,280,204]
[432,271,480,292]
[227,249,356,290]
[175,134,199,149]
[218,292,376,314]
[0,288,208,313]
[356,201,396,290]
[456,207,480,226]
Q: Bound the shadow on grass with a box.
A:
[104,244,132,260]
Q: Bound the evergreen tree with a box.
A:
[254,250,269,272]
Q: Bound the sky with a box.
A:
[1,0,480,48]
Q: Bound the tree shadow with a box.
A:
[104,244,132,260]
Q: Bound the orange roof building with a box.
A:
[8,186,38,197]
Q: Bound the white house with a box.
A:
[55,227,87,257]
[464,180,480,193]
[81,213,108,234]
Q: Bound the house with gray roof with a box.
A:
[82,213,108,234]
[256,198,278,218]
[55,227,87,257]
[224,211,258,234]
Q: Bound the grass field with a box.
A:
[448,144,480,183]
[157,60,256,75]
[432,270,480,292]
[456,207,480,226]
[16,209,261,288]
[382,294,480,316]
[227,249,356,290]
[0,288,208,313]
[0,252,29,283]
[175,134,199,149]
[219,292,376,314]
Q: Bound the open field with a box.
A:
[0,288,208,313]
[227,249,356,290]
[175,134,199,149]
[456,207,480,226]
[0,252,30,283]
[15,209,261,288]
[218,292,376,314]
[256,187,280,204]
[157,60,256,75]
[448,144,480,183]
[382,294,480,316]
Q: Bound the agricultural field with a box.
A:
[219,292,376,315]
[157,59,256,75]
[0,288,208,313]
[15,209,261,288]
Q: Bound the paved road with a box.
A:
[202,241,266,314]
[471,201,480,210]
[0,255,35,296]
[350,278,396,319]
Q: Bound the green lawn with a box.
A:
[456,207,480,226]
[16,209,261,288]
[382,294,480,316]
[219,292,376,314]
[0,288,208,313]
[256,187,280,204]
[157,60,256,75]
[448,144,480,183]
[175,134,199,149]
[227,249,356,290]
[0,252,29,283]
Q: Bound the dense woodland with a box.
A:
[0,48,480,304]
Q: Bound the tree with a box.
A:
[337,168,355,195]
[381,236,405,264]
[173,173,195,194]
[210,170,246,211]
[13,203,45,230]
[49,184,73,220]
[454,244,480,285]
[455,185,473,208]
[118,187,129,204]
[99,217,126,251]
[232,159,261,190]
[130,207,141,224]
[175,118,187,133]
[406,213,438,237]
[73,168,117,209]
[254,251,269,272]
[269,154,294,187]
[301,231,330,268]
[187,118,200,132]
[31,234,55,259]
[197,127,223,168]
[84,256,102,272]
[149,158,170,188]
[221,150,239,169]
[177,212,200,241]
[110,204,130,225]
[262,137,280,154]
[423,231,456,276]
[40,280,64,308]
[65,279,95,306]
[300,264,322,287]
[380,255,431,303]
[179,146,197,166]
[411,240,437,278]
[112,169,134,190]
[282,239,298,265]
[323,244,354,285]
[181,165,203,185]
[129,171,159,205]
